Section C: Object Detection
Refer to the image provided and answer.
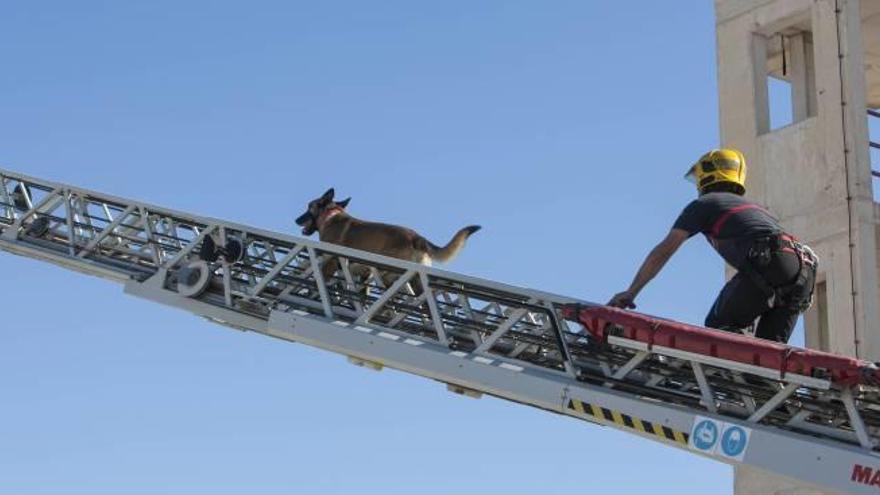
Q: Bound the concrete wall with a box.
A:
[714,0,876,492]
[733,466,844,494]
[715,0,876,357]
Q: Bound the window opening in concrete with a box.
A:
[755,25,816,134]
[768,77,794,130]
[870,109,879,170]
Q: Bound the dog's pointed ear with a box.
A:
[336,197,351,209]
[320,188,335,203]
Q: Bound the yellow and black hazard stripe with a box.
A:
[567,398,689,447]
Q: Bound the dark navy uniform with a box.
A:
[674,192,816,342]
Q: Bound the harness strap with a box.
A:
[778,235,817,267]
[745,234,818,311]
[710,203,772,238]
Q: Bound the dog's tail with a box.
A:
[427,225,481,263]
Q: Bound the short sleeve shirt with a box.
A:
[673,192,782,270]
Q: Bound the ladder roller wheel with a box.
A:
[199,235,245,264]
[176,260,212,298]
[25,216,50,237]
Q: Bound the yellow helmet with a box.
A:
[685,148,747,195]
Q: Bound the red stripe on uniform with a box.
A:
[709,203,771,238]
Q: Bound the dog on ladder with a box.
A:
[295,188,480,291]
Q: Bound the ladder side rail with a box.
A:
[1,169,875,448]
[0,168,587,307]
[0,175,580,395]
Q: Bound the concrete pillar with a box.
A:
[734,467,844,494]
[789,33,817,121]
[714,0,876,492]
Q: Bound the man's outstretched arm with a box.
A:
[608,228,690,309]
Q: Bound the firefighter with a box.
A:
[608,148,817,343]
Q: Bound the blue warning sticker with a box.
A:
[719,424,750,461]
[689,416,751,462]
[690,418,719,452]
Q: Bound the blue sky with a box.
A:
[0,1,775,493]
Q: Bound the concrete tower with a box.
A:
[713,0,880,492]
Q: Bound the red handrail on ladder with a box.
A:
[560,304,880,387]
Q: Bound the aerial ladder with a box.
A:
[3,168,880,494]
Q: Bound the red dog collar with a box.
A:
[317,206,344,229]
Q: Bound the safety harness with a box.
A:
[744,234,818,312]
[709,203,818,313]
